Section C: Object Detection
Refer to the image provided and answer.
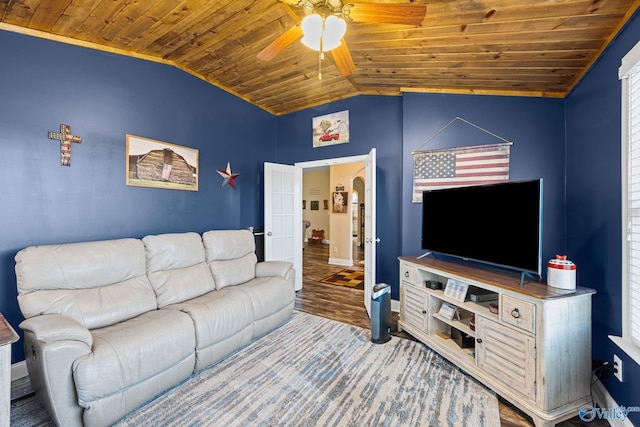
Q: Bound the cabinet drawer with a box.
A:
[400,263,416,285]
[500,295,536,335]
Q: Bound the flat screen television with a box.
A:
[421,179,543,276]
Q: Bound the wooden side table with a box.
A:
[0,314,18,427]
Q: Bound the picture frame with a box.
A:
[310,200,319,210]
[323,199,329,210]
[303,200,306,209]
[444,278,469,302]
[438,303,457,320]
[312,110,349,148]
[126,134,198,191]
[332,191,348,213]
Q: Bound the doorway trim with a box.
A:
[296,154,370,267]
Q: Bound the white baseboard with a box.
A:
[391,299,399,313]
[11,361,28,382]
[591,377,635,427]
[328,258,353,267]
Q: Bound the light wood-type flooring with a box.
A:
[296,242,608,427]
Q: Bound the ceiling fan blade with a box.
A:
[331,40,355,77]
[342,3,427,26]
[257,23,303,61]
[279,1,302,22]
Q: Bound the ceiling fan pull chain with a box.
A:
[318,22,324,80]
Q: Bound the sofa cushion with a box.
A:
[72,309,195,407]
[202,229,256,260]
[208,254,258,289]
[203,230,257,289]
[15,238,157,329]
[233,277,295,325]
[166,288,254,370]
[143,232,216,307]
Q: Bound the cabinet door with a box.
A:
[401,285,429,334]
[476,316,536,400]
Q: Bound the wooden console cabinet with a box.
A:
[398,256,595,427]
[0,314,19,427]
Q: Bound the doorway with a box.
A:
[265,149,376,315]
[302,163,365,279]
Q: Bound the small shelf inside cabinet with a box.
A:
[433,312,475,337]
[432,331,476,362]
[429,288,499,321]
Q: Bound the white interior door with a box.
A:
[264,162,302,291]
[364,148,377,316]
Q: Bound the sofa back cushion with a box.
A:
[143,232,216,307]
[202,230,257,289]
[15,238,157,330]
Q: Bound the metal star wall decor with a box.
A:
[217,162,240,189]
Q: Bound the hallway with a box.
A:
[295,242,369,329]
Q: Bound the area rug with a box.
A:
[320,269,365,288]
[112,311,499,426]
[11,311,500,427]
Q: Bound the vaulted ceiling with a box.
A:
[1,0,639,115]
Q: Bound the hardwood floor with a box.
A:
[295,243,606,427]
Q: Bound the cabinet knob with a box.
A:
[404,271,409,277]
[511,308,521,319]
[476,338,483,344]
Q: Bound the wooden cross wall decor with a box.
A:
[48,124,82,166]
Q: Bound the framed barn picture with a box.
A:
[126,134,199,191]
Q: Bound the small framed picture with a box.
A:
[438,303,457,320]
[310,200,319,210]
[444,279,469,302]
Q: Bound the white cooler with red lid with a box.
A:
[547,255,576,290]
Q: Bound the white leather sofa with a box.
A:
[15,229,295,427]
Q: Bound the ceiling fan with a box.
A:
[257,0,427,78]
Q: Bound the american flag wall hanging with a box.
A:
[412,142,512,203]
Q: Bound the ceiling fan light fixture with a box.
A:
[323,15,346,50]
[301,14,346,52]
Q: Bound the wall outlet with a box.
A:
[333,246,338,253]
[613,354,623,382]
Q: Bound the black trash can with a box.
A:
[251,227,265,262]
[371,283,391,344]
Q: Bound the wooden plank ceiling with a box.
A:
[1,0,639,115]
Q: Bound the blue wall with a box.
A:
[401,94,567,263]
[566,8,640,424]
[0,30,277,362]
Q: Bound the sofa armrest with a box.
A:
[19,314,92,427]
[20,314,93,347]
[256,261,293,279]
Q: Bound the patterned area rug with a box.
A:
[114,311,499,426]
[321,269,365,288]
[11,312,500,426]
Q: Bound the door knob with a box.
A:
[267,231,273,236]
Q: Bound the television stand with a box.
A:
[398,255,595,427]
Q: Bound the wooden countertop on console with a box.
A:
[399,256,595,299]
[0,314,18,347]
